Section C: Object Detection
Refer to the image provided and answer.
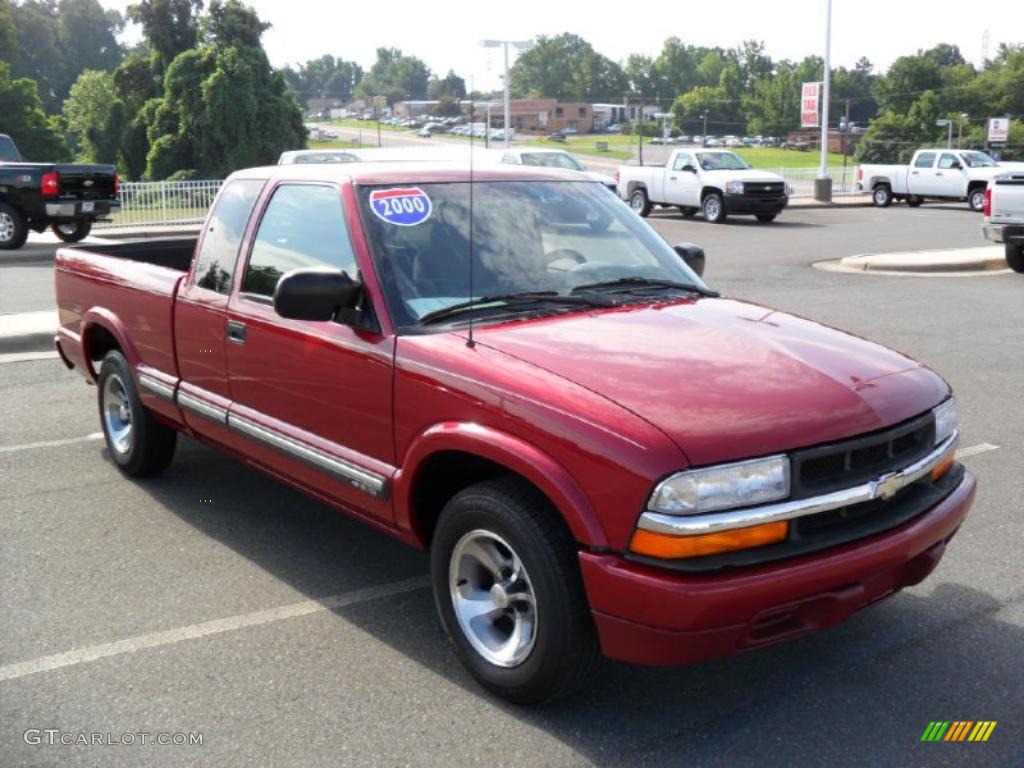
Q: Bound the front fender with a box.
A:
[393,422,607,549]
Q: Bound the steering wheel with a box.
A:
[545,248,587,273]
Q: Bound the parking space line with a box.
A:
[0,433,103,454]
[0,576,430,683]
[957,443,1000,459]
[0,351,60,364]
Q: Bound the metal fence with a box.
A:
[94,180,223,229]
[95,168,861,230]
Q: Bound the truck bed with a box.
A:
[54,237,198,378]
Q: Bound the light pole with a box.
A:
[480,39,533,147]
[958,113,968,148]
[936,119,953,149]
[815,0,833,201]
[701,109,709,144]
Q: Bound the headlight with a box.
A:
[648,455,790,515]
[725,180,744,195]
[933,397,958,445]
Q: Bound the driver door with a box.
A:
[934,153,965,198]
[665,153,700,206]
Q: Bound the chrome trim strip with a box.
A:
[637,432,959,536]
[138,373,175,401]
[176,391,228,425]
[228,413,388,498]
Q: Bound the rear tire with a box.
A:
[52,219,93,243]
[968,187,986,212]
[872,184,893,208]
[98,351,177,477]
[629,188,651,217]
[1006,243,1024,273]
[755,213,777,223]
[0,202,29,250]
[430,477,599,704]
[702,192,727,223]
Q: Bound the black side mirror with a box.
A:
[274,267,361,321]
[673,242,705,277]
[681,164,697,173]
[950,160,962,170]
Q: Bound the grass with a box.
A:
[730,146,847,168]
[328,118,406,133]
[307,139,367,150]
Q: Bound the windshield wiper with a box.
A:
[570,277,719,298]
[418,291,613,324]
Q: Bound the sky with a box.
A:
[104,0,1024,91]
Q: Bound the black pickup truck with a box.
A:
[0,133,121,250]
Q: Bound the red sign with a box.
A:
[801,82,821,128]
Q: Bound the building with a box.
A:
[305,98,345,116]
[592,103,660,129]
[786,129,863,155]
[473,99,596,134]
[394,101,445,119]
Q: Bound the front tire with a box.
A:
[0,202,29,250]
[98,351,177,477]
[702,192,727,223]
[872,184,893,208]
[1007,243,1024,273]
[52,219,93,242]
[430,478,598,704]
[968,187,986,212]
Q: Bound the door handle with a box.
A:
[226,320,247,344]
[669,175,678,180]
[935,172,944,176]
[911,171,919,175]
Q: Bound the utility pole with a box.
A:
[480,39,533,147]
[701,109,709,144]
[815,0,833,202]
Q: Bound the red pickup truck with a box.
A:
[55,162,975,703]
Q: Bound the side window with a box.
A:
[193,179,264,293]
[242,184,356,298]
[938,153,959,169]
[673,153,693,171]
[501,152,521,164]
[914,152,936,168]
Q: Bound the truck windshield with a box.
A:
[519,152,586,172]
[696,152,750,171]
[0,135,21,162]
[357,181,709,330]
[960,151,997,168]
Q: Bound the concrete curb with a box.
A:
[0,310,59,354]
[816,245,1010,276]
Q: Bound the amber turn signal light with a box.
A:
[630,521,789,560]
[931,457,954,482]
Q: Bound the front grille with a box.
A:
[744,182,785,197]
[791,412,935,499]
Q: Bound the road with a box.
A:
[1,204,1021,767]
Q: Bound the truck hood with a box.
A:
[715,168,787,183]
[473,298,949,466]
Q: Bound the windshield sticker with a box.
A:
[369,187,432,226]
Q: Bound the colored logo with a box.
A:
[369,187,432,226]
[920,721,997,742]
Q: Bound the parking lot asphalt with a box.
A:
[1,204,1021,767]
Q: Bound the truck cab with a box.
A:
[858,149,1002,211]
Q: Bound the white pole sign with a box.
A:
[801,82,821,128]
[987,117,1009,143]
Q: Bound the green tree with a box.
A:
[126,0,203,72]
[427,69,465,100]
[431,94,461,117]
[0,0,17,61]
[0,60,67,159]
[282,54,364,103]
[509,33,625,102]
[356,47,429,103]
[62,68,124,163]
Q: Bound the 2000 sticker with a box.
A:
[369,187,432,226]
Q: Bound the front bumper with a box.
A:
[45,200,121,218]
[579,470,975,666]
[982,222,1024,245]
[724,193,788,214]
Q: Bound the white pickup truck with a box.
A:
[617,149,788,224]
[857,149,1008,211]
[982,172,1024,272]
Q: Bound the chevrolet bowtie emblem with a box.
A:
[871,472,902,500]
[764,185,771,190]
[83,180,95,187]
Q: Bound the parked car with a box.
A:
[781,139,810,151]
[547,132,567,142]
[857,149,1011,211]
[704,138,724,147]
[418,128,432,138]
[54,160,974,704]
[0,133,120,249]
[650,136,665,145]
[982,172,1024,272]
[278,147,470,165]
[725,137,745,148]
[483,147,617,192]
[617,148,789,223]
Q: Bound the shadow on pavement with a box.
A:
[125,438,1021,768]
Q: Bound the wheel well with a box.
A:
[84,324,121,365]
[872,180,891,189]
[700,186,721,201]
[411,451,555,547]
[627,182,646,197]
[967,180,986,193]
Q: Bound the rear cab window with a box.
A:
[193,179,265,293]
[0,135,21,162]
[914,153,937,168]
[241,183,357,299]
